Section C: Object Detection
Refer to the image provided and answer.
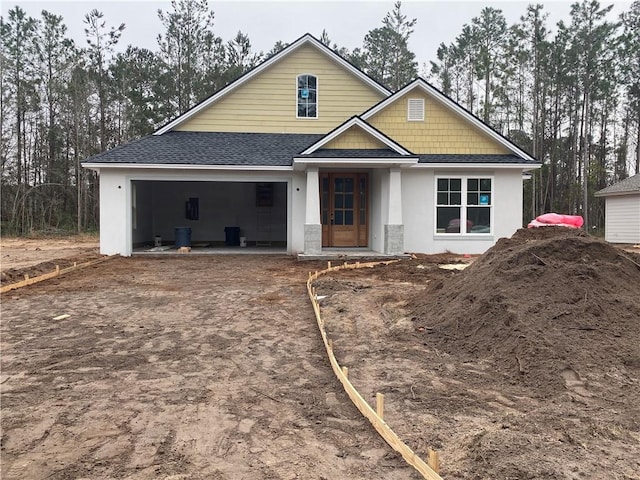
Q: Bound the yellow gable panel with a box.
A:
[175,44,385,134]
[367,91,511,155]
[323,125,388,149]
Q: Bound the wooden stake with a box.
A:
[55,265,60,274]
[427,448,440,473]
[24,274,29,281]
[342,366,348,379]
[327,261,331,269]
[376,392,384,420]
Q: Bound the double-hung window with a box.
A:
[436,177,492,234]
[297,74,317,118]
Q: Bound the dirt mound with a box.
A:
[407,228,640,397]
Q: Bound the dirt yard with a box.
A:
[2,232,639,479]
[1,253,420,480]
[316,229,640,479]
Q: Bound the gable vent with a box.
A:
[407,98,425,121]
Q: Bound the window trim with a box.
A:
[407,98,425,121]
[296,73,318,120]
[434,175,494,236]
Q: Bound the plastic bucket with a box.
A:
[175,227,192,248]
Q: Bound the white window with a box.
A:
[407,98,424,121]
[297,74,317,118]
[435,177,492,234]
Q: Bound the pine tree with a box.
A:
[362,1,417,90]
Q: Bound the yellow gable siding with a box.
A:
[323,126,388,149]
[368,91,510,154]
[175,44,385,134]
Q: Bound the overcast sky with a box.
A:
[2,0,632,70]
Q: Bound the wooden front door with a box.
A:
[321,173,368,247]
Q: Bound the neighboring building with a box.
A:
[595,173,640,244]
[83,34,540,257]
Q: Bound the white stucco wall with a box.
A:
[604,194,640,243]
[97,165,530,257]
[98,168,295,256]
[99,170,131,256]
[402,168,525,254]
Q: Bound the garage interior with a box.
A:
[131,180,287,251]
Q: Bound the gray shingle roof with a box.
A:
[418,154,538,164]
[83,132,539,167]
[83,132,324,167]
[595,174,640,196]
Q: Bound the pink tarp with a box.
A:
[527,213,584,229]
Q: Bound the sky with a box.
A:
[2,0,632,71]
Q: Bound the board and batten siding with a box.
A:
[323,126,388,149]
[175,44,386,134]
[604,194,640,243]
[368,91,510,155]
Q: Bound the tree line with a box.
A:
[0,0,638,235]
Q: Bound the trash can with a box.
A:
[175,227,192,248]
[224,226,241,246]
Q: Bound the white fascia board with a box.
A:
[300,117,412,155]
[292,157,418,170]
[362,79,536,163]
[412,162,542,170]
[83,163,293,172]
[594,190,640,198]
[154,34,391,136]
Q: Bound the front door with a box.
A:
[321,173,368,247]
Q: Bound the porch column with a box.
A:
[304,167,322,254]
[385,167,404,255]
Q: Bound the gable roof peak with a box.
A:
[154,33,391,136]
[361,77,537,163]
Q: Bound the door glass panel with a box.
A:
[334,211,343,225]
[334,194,344,208]
[344,177,354,193]
[334,178,343,193]
[344,194,353,209]
[345,211,353,225]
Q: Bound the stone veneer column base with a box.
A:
[384,224,404,255]
[304,224,322,254]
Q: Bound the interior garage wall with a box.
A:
[147,181,287,243]
[132,181,153,245]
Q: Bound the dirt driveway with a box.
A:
[1,255,419,479]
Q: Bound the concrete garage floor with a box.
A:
[133,245,407,261]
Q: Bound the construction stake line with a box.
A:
[307,260,444,480]
[1,257,112,294]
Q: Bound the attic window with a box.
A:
[297,74,317,118]
[407,98,424,121]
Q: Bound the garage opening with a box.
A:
[131,181,287,251]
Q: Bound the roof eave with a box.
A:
[82,162,294,171]
[413,162,542,170]
[292,157,418,170]
[594,189,640,197]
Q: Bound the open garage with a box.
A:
[131,180,288,250]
